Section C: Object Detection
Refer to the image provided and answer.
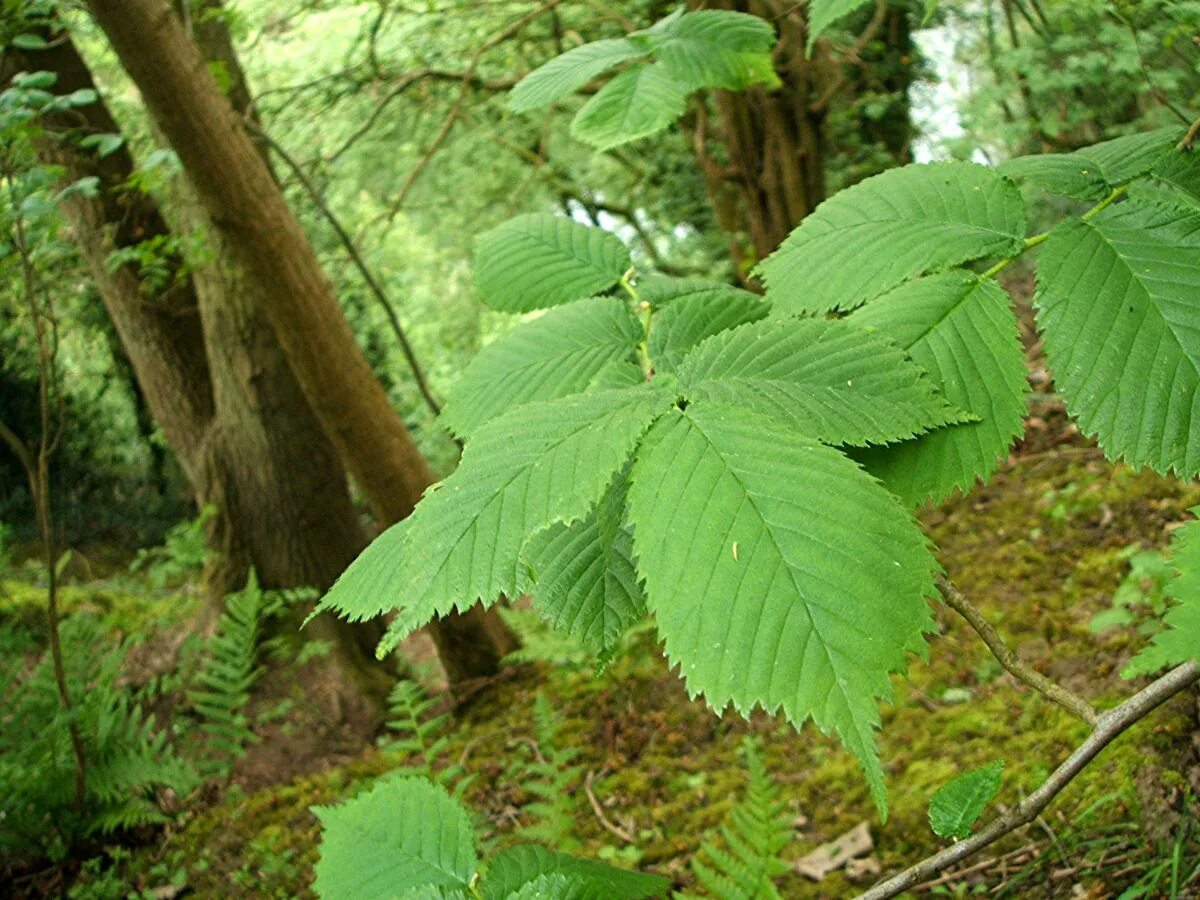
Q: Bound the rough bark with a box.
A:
[83,0,517,681]
[3,32,401,717]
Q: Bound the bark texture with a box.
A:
[81,0,516,681]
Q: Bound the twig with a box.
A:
[937,576,1098,726]
[382,1,560,225]
[1179,116,1200,151]
[250,123,445,421]
[584,769,636,843]
[859,661,1200,899]
[911,842,1038,891]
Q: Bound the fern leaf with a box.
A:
[1036,201,1200,476]
[571,64,689,151]
[1125,509,1200,676]
[928,760,1004,840]
[484,845,667,899]
[636,9,778,91]
[647,285,769,374]
[850,271,1028,506]
[757,162,1026,315]
[441,296,643,438]
[628,405,937,816]
[321,386,671,656]
[524,471,646,655]
[313,776,477,899]
[677,317,970,448]
[689,738,789,899]
[509,39,650,113]
[806,0,873,53]
[1000,128,1181,200]
[475,214,630,312]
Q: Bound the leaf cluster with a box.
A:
[319,115,1200,819]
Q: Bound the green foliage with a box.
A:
[380,679,469,793]
[1000,129,1182,201]
[687,737,791,899]
[319,117,1200,822]
[509,8,776,150]
[474,214,631,313]
[0,616,197,861]
[756,162,1027,316]
[1089,546,1174,636]
[130,505,214,590]
[1035,200,1200,477]
[508,692,584,851]
[187,571,267,776]
[928,760,1005,841]
[312,775,668,899]
[1124,510,1200,676]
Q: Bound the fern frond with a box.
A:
[689,738,791,899]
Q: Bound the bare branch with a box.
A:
[937,576,1098,726]
[859,660,1200,899]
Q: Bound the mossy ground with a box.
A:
[15,434,1200,899]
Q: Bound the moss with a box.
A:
[114,449,1200,897]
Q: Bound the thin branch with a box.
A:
[859,660,1200,899]
[381,0,560,225]
[937,576,1097,726]
[249,123,445,421]
[584,769,636,843]
[1179,115,1200,151]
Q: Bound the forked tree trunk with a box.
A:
[83,0,516,682]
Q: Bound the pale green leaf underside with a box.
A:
[508,39,650,113]
[441,296,642,437]
[678,317,969,447]
[635,275,754,307]
[642,9,778,91]
[321,386,669,656]
[523,473,646,655]
[928,760,1004,840]
[807,0,873,52]
[628,404,938,816]
[1000,128,1180,200]
[1036,202,1200,476]
[483,845,668,900]
[1131,149,1200,214]
[1125,509,1200,676]
[647,286,769,374]
[758,162,1026,315]
[850,272,1028,506]
[475,214,630,312]
[313,776,476,898]
[502,873,605,900]
[571,64,688,151]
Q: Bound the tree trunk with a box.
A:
[3,32,403,719]
[83,0,517,682]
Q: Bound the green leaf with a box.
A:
[307,519,411,626]
[364,386,671,655]
[12,70,56,89]
[850,272,1028,506]
[570,64,689,151]
[11,33,50,50]
[441,297,642,437]
[501,873,606,900]
[628,404,938,817]
[1000,128,1181,200]
[1036,202,1200,476]
[638,10,778,91]
[928,760,1004,840]
[757,162,1026,315]
[509,39,650,113]
[312,776,476,899]
[922,0,939,24]
[806,0,873,52]
[1131,149,1200,214]
[647,284,769,374]
[484,845,668,900]
[1125,510,1200,676]
[524,472,645,656]
[677,317,970,448]
[475,214,630,313]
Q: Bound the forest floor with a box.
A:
[5,392,1200,898]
